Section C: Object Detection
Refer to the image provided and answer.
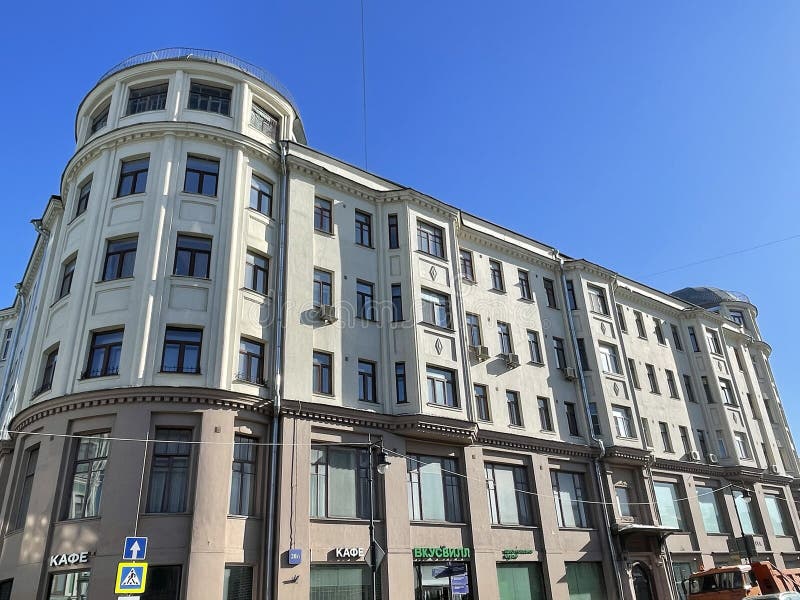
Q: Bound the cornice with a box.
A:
[457,225,557,272]
[603,445,654,465]
[476,429,599,459]
[10,386,274,433]
[284,155,384,204]
[612,284,687,319]
[749,339,772,357]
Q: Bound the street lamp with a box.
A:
[368,442,391,600]
[733,488,753,564]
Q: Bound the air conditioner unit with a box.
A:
[564,366,578,380]
[314,304,337,324]
[503,353,520,369]
[470,345,490,361]
[707,453,719,464]
[770,464,780,474]
[689,450,701,461]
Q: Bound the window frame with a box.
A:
[485,463,534,526]
[249,101,279,137]
[125,82,169,115]
[357,359,377,403]
[543,278,557,308]
[355,210,373,247]
[395,362,407,404]
[459,249,475,281]
[146,428,193,514]
[237,338,265,384]
[426,366,457,407]
[102,236,138,281]
[518,269,532,300]
[187,81,232,115]
[249,174,273,215]
[420,288,451,329]
[356,280,376,321]
[506,390,523,427]
[12,444,39,531]
[84,329,123,378]
[391,283,403,322]
[489,259,505,292]
[173,234,212,279]
[587,285,609,315]
[612,405,635,438]
[565,402,580,436]
[37,346,59,395]
[58,256,77,300]
[161,327,203,374]
[406,454,463,522]
[229,434,258,516]
[314,197,333,233]
[310,445,371,519]
[466,313,482,347]
[313,269,333,307]
[538,397,554,431]
[551,470,590,528]
[387,214,399,249]
[552,337,567,370]
[76,177,91,217]
[64,432,110,520]
[474,384,490,422]
[313,351,333,395]
[497,321,513,355]
[245,250,269,295]
[527,330,543,364]
[116,156,149,197]
[416,220,445,258]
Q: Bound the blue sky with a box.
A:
[1,3,799,433]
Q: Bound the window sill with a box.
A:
[540,429,556,435]
[616,435,639,441]
[589,310,611,319]
[185,108,232,118]
[311,516,383,524]
[416,249,448,262]
[476,419,493,424]
[518,297,535,304]
[314,228,335,237]
[58,515,102,524]
[508,424,526,430]
[245,207,274,222]
[356,316,379,324]
[528,361,545,367]
[357,399,382,405]
[355,243,375,250]
[159,370,202,375]
[426,402,461,411]
[461,277,477,285]
[545,305,560,311]
[80,373,120,381]
[409,520,468,527]
[419,322,455,334]
[170,274,212,283]
[180,190,218,200]
[557,526,596,532]
[114,192,147,201]
[227,514,262,520]
[491,524,538,531]
[142,511,193,517]
[95,276,135,285]
[241,287,273,300]
[68,211,88,227]
[488,288,506,295]
[50,295,69,310]
[312,392,336,399]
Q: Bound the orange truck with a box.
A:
[686,562,800,599]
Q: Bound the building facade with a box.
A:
[0,48,796,600]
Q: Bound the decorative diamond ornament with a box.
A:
[429,266,438,280]
[613,382,620,396]
[435,338,443,355]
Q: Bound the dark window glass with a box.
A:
[551,471,589,528]
[489,260,505,291]
[527,330,542,363]
[224,565,253,600]
[486,463,533,526]
[426,366,457,407]
[421,289,451,328]
[646,364,660,394]
[161,328,202,374]
[59,257,76,299]
[13,446,38,530]
[37,347,58,394]
[702,376,714,403]
[538,397,553,431]
[66,433,109,519]
[48,571,90,600]
[313,269,332,306]
[313,351,333,395]
[518,270,532,300]
[117,157,149,197]
[680,427,692,454]
[507,391,522,426]
[76,178,91,216]
[147,429,192,513]
[589,402,602,436]
[576,339,590,371]
[358,360,377,403]
[688,326,700,352]
[314,198,332,233]
[174,235,211,278]
[634,311,647,338]
[616,304,627,332]
[459,250,475,281]
[474,384,490,421]
[188,82,231,115]
[230,435,257,516]
[406,455,463,522]
[85,329,123,378]
[466,314,482,347]
[552,337,566,370]
[1,329,11,361]
[565,402,580,436]
[666,370,679,398]
[91,105,109,133]
[391,284,403,321]
[250,102,278,137]
[660,422,673,452]
[310,446,371,518]
[238,339,264,384]
[628,359,640,389]
[697,430,708,456]
[671,324,683,350]
[587,285,609,315]
[387,214,399,249]
[245,251,269,294]
[103,237,137,280]
[654,318,666,344]
[356,280,375,320]
[417,221,445,258]
[683,375,696,403]
[543,278,557,308]
[183,156,219,196]
[141,565,182,600]
[249,175,273,215]
[498,322,513,354]
[126,83,168,115]
[355,210,373,247]
[395,362,407,403]
[566,280,578,310]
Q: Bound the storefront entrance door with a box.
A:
[632,564,654,600]
[414,562,472,600]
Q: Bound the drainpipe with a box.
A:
[555,253,625,600]
[264,141,290,600]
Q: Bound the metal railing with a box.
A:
[97,48,300,115]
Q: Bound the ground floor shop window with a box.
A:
[672,562,693,600]
[141,565,182,600]
[497,563,545,599]
[414,562,472,600]
[224,565,253,600]
[0,579,10,600]
[310,565,378,600]
[48,570,90,600]
[565,562,605,600]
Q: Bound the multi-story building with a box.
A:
[0,48,796,600]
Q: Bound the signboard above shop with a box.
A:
[413,547,472,560]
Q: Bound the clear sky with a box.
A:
[1,3,799,434]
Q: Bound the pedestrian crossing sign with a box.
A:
[115,562,148,594]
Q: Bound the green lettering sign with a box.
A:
[411,547,472,561]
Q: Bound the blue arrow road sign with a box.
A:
[123,537,148,560]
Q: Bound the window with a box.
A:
[0,329,11,361]
[76,178,91,216]
[729,309,746,327]
[314,198,333,233]
[566,563,605,598]
[0,580,8,600]
[747,393,757,418]
[66,433,109,519]
[183,156,219,196]
[552,337,566,370]
[174,235,211,278]
[527,330,542,364]
[616,304,627,331]
[395,363,407,404]
[390,284,403,321]
[238,338,264,384]
[421,289,450,328]
[765,494,791,536]
[634,311,647,338]
[683,375,696,403]
[58,257,76,299]
[654,318,666,344]
[85,329,123,378]
[612,405,634,438]
[679,426,691,455]
[701,376,714,403]
[224,565,254,600]
[407,455,463,522]
[733,347,745,371]
[565,402,580,436]
[116,157,149,196]
[313,351,333,395]
[566,280,578,310]
[244,251,269,294]
[497,563,546,600]
[474,384,490,421]
[688,326,700,352]
[230,435,257,516]
[313,269,332,306]
[417,221,445,258]
[543,278,557,308]
[518,269,532,300]
[36,346,58,395]
[250,102,278,137]
[716,430,729,458]
[357,360,377,403]
[628,359,640,389]
[671,324,683,350]
[697,430,709,457]
[13,445,38,530]
[551,471,589,528]
[161,327,202,374]
[355,210,373,247]
[587,285,609,315]
[598,344,620,374]
[90,103,108,133]
[538,397,553,431]
[706,329,722,354]
[666,370,679,398]
[645,363,659,394]
[48,571,90,600]
[489,259,505,291]
[356,280,375,320]
[250,174,273,215]
[142,565,182,599]
[497,321,513,354]
[188,82,231,115]
[641,418,653,447]
[616,486,633,517]
[427,366,457,407]
[311,566,376,600]
[576,339,590,371]
[102,237,137,280]
[734,490,759,534]
[126,82,168,114]
[387,214,399,249]
[459,249,475,281]
[734,432,751,459]
[147,428,192,513]
[720,379,736,405]
[654,481,685,530]
[466,314,482,347]
[506,391,522,426]
[588,402,602,436]
[697,486,726,534]
[486,463,533,525]
[764,398,777,424]
[659,422,673,452]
